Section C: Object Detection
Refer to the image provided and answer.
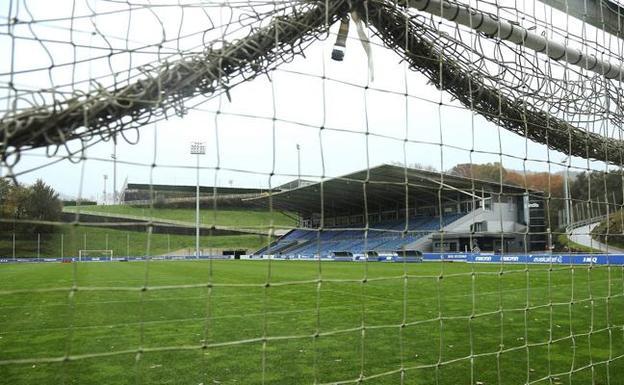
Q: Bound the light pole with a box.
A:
[190,142,206,258]
[561,156,571,227]
[296,144,301,183]
[111,142,117,204]
[103,174,108,205]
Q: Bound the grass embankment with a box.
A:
[0,225,270,258]
[591,210,624,249]
[0,261,623,384]
[64,205,297,230]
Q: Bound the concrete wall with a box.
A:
[407,202,527,252]
[443,202,524,234]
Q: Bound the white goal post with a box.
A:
[78,250,114,262]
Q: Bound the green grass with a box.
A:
[0,226,270,258]
[1,260,624,384]
[63,205,297,230]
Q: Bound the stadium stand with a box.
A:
[256,213,465,257]
[249,164,547,256]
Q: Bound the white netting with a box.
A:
[1,0,624,384]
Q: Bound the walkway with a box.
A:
[568,222,624,254]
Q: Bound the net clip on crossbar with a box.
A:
[332,16,350,61]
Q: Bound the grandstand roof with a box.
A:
[246,164,540,215]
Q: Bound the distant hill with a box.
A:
[63,204,297,232]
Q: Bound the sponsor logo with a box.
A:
[532,256,562,263]
[475,256,492,262]
[501,256,519,262]
[528,202,540,208]
[582,257,598,263]
[446,254,467,260]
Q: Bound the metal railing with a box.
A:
[565,215,608,235]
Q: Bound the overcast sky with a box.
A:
[0,0,619,201]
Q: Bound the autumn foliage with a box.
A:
[448,162,564,197]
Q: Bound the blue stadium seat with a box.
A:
[256,212,467,257]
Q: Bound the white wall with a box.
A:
[444,202,525,233]
[407,201,527,251]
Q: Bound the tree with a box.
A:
[389,161,438,172]
[567,170,624,219]
[26,180,62,229]
[448,162,507,183]
[447,163,568,229]
[504,171,564,197]
[0,181,29,230]
[0,178,10,210]
[0,179,62,233]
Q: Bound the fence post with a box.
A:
[37,233,40,259]
[83,233,87,250]
[126,233,130,257]
[12,233,15,259]
[60,233,64,259]
[589,202,594,219]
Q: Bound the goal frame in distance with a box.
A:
[78,249,114,262]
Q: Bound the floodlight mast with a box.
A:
[190,142,206,259]
[562,156,572,227]
[296,144,301,182]
[111,136,117,204]
[103,174,108,205]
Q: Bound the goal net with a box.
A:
[1,0,624,383]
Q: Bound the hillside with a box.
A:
[0,205,292,258]
[590,211,624,248]
[63,205,297,231]
[0,225,269,258]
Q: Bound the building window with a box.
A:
[470,221,487,233]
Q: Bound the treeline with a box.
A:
[448,162,564,196]
[568,171,624,208]
[63,200,97,206]
[449,162,565,229]
[0,178,62,233]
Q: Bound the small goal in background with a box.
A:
[78,250,113,262]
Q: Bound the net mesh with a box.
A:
[1,0,624,384]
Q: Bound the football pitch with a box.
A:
[1,260,624,385]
